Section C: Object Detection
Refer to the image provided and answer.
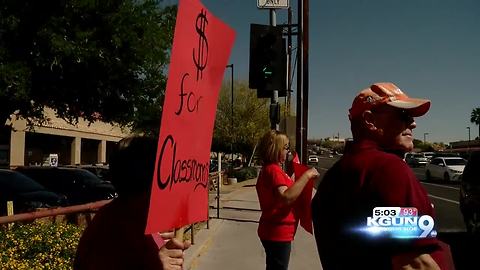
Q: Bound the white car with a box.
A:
[308,155,319,164]
[425,157,467,182]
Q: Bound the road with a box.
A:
[195,157,477,269]
[411,167,465,232]
[316,157,465,232]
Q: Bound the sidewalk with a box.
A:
[184,178,323,270]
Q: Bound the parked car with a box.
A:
[15,167,117,206]
[459,151,480,234]
[425,157,467,182]
[404,153,428,167]
[66,164,111,182]
[209,159,229,173]
[308,155,319,164]
[0,169,66,215]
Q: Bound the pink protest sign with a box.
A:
[146,0,235,234]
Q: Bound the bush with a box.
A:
[229,166,258,182]
[0,221,83,269]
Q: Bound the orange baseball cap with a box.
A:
[348,82,431,120]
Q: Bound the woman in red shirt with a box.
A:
[256,130,319,270]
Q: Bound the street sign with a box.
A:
[257,0,289,9]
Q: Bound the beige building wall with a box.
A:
[98,140,107,164]
[7,107,130,167]
[71,137,82,165]
[9,119,26,167]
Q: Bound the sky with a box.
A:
[163,0,480,144]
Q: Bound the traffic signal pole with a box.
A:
[270,9,279,131]
[296,0,303,162]
[302,0,309,163]
[295,0,309,163]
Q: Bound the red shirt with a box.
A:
[312,139,450,270]
[256,163,297,241]
[74,194,164,270]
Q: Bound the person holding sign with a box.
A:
[74,136,191,270]
[256,130,320,270]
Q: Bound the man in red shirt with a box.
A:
[312,83,452,270]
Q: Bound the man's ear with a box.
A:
[362,110,377,131]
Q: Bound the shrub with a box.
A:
[229,166,258,182]
[0,221,83,269]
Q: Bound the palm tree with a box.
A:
[471,108,480,140]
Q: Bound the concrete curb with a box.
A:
[183,218,227,270]
[184,178,257,269]
[184,218,224,270]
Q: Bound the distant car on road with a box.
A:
[425,157,467,182]
[15,167,117,206]
[308,155,319,164]
[460,151,480,234]
[404,153,428,167]
[0,169,66,215]
[422,152,435,161]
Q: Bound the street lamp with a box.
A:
[467,127,471,151]
[226,64,234,165]
[423,132,429,145]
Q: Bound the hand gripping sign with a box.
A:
[145,0,235,234]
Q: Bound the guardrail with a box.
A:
[209,171,225,191]
[0,199,111,225]
[0,172,223,241]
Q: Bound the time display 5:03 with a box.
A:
[373,207,419,217]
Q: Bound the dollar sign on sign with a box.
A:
[193,9,208,81]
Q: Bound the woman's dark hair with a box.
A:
[109,136,158,196]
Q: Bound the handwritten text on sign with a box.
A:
[146,0,235,234]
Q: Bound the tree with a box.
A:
[212,81,270,164]
[413,139,433,152]
[0,0,176,133]
[470,108,480,140]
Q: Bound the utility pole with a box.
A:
[467,127,471,151]
[296,0,303,162]
[295,0,309,163]
[283,6,293,135]
[226,64,234,162]
[270,9,279,131]
[286,7,292,116]
[301,0,309,163]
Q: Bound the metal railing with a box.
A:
[0,171,223,241]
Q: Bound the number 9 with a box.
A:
[418,215,434,238]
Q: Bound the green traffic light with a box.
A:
[262,66,272,78]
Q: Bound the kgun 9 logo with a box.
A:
[366,207,436,239]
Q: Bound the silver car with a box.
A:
[425,157,467,182]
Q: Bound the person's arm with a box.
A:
[277,167,319,205]
[392,253,441,270]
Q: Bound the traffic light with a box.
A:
[249,24,287,97]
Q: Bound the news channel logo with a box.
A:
[364,207,437,239]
